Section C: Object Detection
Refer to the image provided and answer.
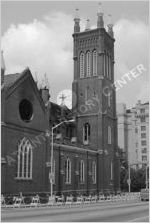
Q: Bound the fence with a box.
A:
[1,192,141,209]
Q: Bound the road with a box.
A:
[1,201,149,222]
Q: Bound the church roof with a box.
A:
[4,73,21,89]
[3,68,29,91]
[50,101,74,123]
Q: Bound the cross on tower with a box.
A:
[59,93,66,106]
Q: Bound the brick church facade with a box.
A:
[1,9,120,196]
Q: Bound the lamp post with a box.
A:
[128,163,131,193]
[50,119,75,198]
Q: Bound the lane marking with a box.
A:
[128,216,149,222]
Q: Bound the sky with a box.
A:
[1,0,149,108]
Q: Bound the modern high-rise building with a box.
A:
[117,101,149,168]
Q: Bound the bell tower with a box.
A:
[72,4,120,193]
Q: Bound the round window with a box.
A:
[19,99,33,122]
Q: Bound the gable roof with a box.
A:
[4,73,22,90]
[3,67,47,112]
[50,101,74,124]
[3,68,29,91]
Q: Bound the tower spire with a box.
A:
[1,51,6,85]
[1,51,6,73]
[107,14,114,37]
[74,8,80,33]
[97,2,104,28]
[85,19,90,31]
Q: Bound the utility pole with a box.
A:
[128,163,131,193]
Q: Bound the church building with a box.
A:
[1,6,120,196]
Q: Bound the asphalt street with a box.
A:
[1,201,149,222]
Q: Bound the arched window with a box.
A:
[83,123,90,145]
[92,161,96,184]
[108,92,111,107]
[107,53,109,78]
[79,160,85,183]
[92,50,97,76]
[17,138,33,179]
[65,157,71,184]
[108,126,111,144]
[111,161,113,180]
[86,51,91,77]
[80,52,85,78]
[109,55,112,80]
[104,51,107,76]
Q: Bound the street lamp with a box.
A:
[128,163,131,193]
[50,119,75,198]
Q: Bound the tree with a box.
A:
[120,163,148,192]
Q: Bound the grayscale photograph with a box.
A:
[1,0,149,222]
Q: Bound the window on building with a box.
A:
[108,93,111,107]
[83,123,90,145]
[17,138,33,179]
[142,148,147,154]
[80,52,85,78]
[92,50,97,76]
[141,140,146,146]
[86,51,91,77]
[135,142,138,148]
[111,161,113,180]
[141,133,146,138]
[79,160,85,183]
[109,55,112,80]
[92,161,96,184]
[108,126,111,144]
[141,126,146,131]
[65,158,71,184]
[135,128,138,133]
[104,51,106,76]
[140,117,145,122]
[107,53,109,78]
[142,156,147,162]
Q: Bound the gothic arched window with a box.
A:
[65,157,71,184]
[17,138,33,179]
[108,92,111,107]
[107,53,109,78]
[83,123,90,145]
[108,126,112,144]
[104,51,106,76]
[80,52,85,78]
[79,160,85,183]
[86,51,91,77]
[109,55,112,80]
[92,161,96,184]
[92,50,97,76]
[111,161,113,180]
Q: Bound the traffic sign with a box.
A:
[49,173,54,181]
[127,179,131,185]
[46,162,51,167]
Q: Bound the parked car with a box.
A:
[140,188,149,201]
